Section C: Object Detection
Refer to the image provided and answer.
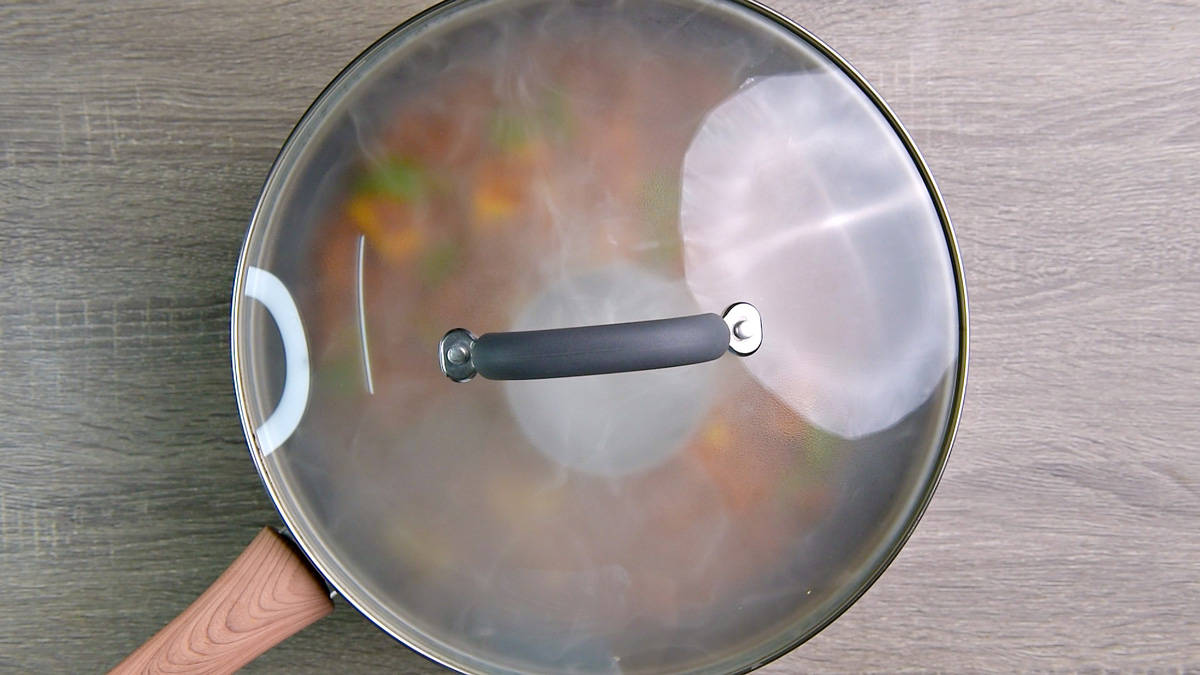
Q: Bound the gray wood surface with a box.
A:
[2,1,1197,672]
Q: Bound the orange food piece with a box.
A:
[348,195,426,262]
[472,166,523,225]
[689,419,776,512]
[470,132,552,230]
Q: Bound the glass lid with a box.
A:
[232,0,967,673]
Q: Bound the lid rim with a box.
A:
[229,0,970,672]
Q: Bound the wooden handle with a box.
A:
[109,528,334,674]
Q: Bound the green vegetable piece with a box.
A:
[489,111,530,152]
[357,157,428,202]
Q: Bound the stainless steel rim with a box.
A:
[230,0,970,672]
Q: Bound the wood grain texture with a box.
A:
[0,0,1197,673]
[109,528,333,674]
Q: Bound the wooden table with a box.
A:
[2,1,1197,671]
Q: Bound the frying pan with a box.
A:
[110,0,968,672]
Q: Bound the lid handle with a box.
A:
[439,303,760,382]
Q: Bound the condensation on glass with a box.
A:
[232,1,965,673]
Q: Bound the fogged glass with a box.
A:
[234,0,963,673]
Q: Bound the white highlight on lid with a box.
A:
[680,72,958,438]
[244,266,310,456]
[356,234,375,395]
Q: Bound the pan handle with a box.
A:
[439,302,762,382]
[108,528,332,675]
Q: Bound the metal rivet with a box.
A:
[446,344,470,365]
[439,328,478,382]
[733,320,755,340]
[722,302,762,357]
